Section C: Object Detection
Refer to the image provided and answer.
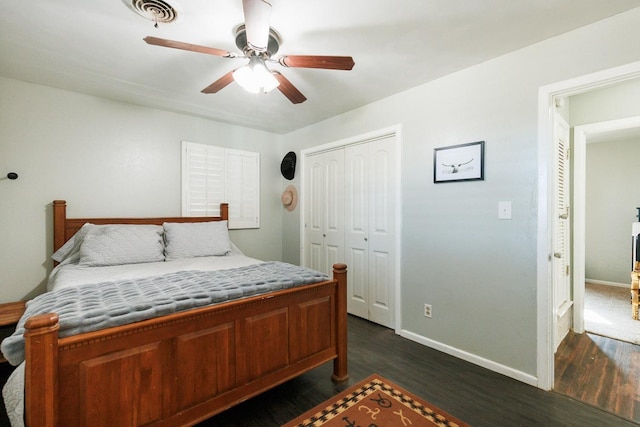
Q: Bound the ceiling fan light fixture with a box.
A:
[233,56,280,94]
[143,0,352,104]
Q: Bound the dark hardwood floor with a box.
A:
[0,316,635,426]
[555,331,640,424]
[199,316,635,426]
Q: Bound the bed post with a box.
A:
[332,263,349,383]
[53,200,67,253]
[24,313,60,427]
[220,203,229,221]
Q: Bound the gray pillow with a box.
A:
[79,224,165,267]
[52,223,92,263]
[163,221,231,260]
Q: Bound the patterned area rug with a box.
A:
[283,374,469,427]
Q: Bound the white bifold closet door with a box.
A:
[304,135,396,328]
[304,149,345,276]
[344,137,396,328]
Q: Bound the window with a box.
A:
[181,141,260,229]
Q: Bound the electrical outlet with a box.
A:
[424,303,432,318]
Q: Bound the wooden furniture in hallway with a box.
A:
[631,261,639,320]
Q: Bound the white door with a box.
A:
[305,154,325,273]
[553,113,572,350]
[304,150,344,276]
[345,136,396,328]
[323,150,345,275]
[344,144,369,319]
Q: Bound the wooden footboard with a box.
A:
[23,264,348,427]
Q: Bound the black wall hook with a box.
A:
[1,172,18,181]
[0,172,18,182]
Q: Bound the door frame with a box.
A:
[537,60,640,390]
[299,124,403,332]
[572,116,640,333]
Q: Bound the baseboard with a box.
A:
[398,329,538,387]
[585,278,628,288]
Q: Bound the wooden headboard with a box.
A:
[52,200,229,252]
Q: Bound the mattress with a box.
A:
[48,246,261,291]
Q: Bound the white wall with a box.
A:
[282,8,640,379]
[585,137,640,284]
[0,77,283,302]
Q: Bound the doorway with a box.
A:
[537,60,640,391]
[541,71,640,423]
[572,117,640,335]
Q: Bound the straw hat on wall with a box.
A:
[281,185,298,212]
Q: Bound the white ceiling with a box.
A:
[1,1,639,134]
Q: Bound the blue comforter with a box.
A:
[0,261,328,366]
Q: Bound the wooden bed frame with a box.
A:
[22,200,348,426]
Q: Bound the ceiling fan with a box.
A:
[143,0,355,104]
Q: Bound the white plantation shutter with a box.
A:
[226,148,260,228]
[182,141,260,229]
[182,143,225,217]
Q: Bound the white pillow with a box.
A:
[79,224,165,267]
[163,221,231,260]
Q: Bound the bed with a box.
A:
[2,200,348,426]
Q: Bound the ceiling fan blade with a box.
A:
[273,72,306,104]
[242,0,273,52]
[144,36,234,58]
[201,71,235,94]
[279,55,355,70]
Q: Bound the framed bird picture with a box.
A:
[433,141,484,183]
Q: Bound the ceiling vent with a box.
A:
[125,0,182,25]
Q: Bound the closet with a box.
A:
[303,134,397,328]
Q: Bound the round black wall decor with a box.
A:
[280,151,296,180]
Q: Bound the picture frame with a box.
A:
[433,141,484,183]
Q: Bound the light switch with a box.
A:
[498,201,512,220]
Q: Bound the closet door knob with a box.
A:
[364,237,368,242]
[554,252,562,258]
